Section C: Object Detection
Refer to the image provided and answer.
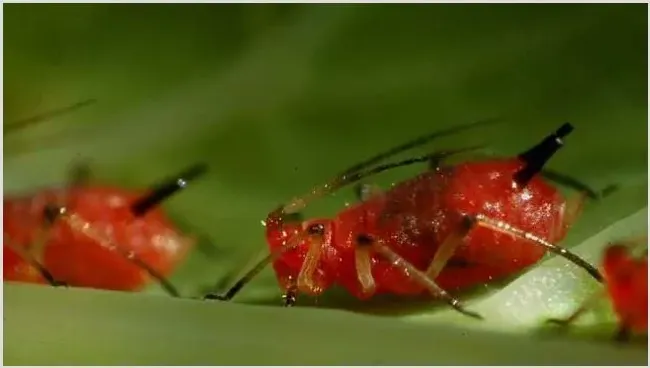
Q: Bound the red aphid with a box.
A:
[3,101,206,295]
[603,242,648,336]
[208,121,603,317]
[4,183,198,293]
[548,239,647,340]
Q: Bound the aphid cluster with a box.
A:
[5,103,644,342]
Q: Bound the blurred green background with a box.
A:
[4,3,648,365]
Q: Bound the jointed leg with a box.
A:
[354,234,483,319]
[204,213,305,302]
[614,325,632,343]
[296,227,325,294]
[473,213,603,282]
[282,278,298,307]
[425,215,476,279]
[354,246,377,295]
[546,288,606,326]
[4,233,66,287]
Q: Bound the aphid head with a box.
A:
[265,212,334,254]
[514,123,574,187]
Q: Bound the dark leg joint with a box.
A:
[203,293,231,301]
[545,318,571,328]
[282,287,297,307]
[614,325,631,343]
[203,279,245,302]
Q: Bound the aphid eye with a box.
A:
[307,223,325,235]
[356,233,374,246]
[42,204,65,225]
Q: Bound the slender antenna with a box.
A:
[4,99,97,135]
[282,146,484,215]
[514,123,574,187]
[339,117,502,176]
[131,163,208,216]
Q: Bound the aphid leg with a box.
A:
[204,217,305,301]
[7,201,74,287]
[4,233,65,287]
[282,278,298,307]
[614,325,632,343]
[355,234,483,319]
[425,215,476,279]
[546,288,606,326]
[296,225,325,296]
[354,246,377,295]
[203,253,275,301]
[473,213,604,282]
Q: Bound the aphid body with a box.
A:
[4,185,193,292]
[209,120,603,317]
[267,158,571,300]
[3,101,207,296]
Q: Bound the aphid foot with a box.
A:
[461,309,484,320]
[282,292,297,307]
[544,318,571,328]
[614,326,631,343]
[52,280,69,288]
[203,293,229,301]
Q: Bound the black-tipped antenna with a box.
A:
[514,123,574,187]
[131,163,208,217]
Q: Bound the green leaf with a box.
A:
[3,281,647,365]
[4,4,647,365]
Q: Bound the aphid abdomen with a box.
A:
[437,159,567,268]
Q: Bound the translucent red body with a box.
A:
[602,244,648,334]
[266,157,570,298]
[3,186,193,291]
